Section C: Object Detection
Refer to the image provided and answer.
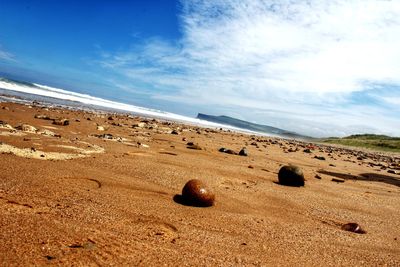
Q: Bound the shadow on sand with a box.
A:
[318,170,400,187]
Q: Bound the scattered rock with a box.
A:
[187,143,202,150]
[303,148,312,153]
[387,170,396,174]
[181,179,215,207]
[315,174,322,179]
[171,129,179,135]
[314,156,326,160]
[248,165,254,169]
[53,118,69,126]
[15,124,37,133]
[331,178,345,183]
[219,147,237,155]
[34,114,51,120]
[97,125,105,131]
[341,223,366,234]
[278,165,305,187]
[239,147,248,156]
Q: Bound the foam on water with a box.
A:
[0,78,266,135]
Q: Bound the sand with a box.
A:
[0,102,399,266]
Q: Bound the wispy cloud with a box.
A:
[0,45,15,62]
[98,0,400,137]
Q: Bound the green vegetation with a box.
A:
[323,134,400,152]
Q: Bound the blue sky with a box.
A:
[1,0,400,137]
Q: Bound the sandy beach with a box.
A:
[0,101,399,266]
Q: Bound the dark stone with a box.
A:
[278,165,305,187]
[53,118,69,126]
[303,148,312,153]
[181,179,215,207]
[239,147,248,156]
[219,147,227,152]
[314,156,326,160]
[341,223,366,234]
[187,144,202,150]
[171,130,179,135]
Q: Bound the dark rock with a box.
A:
[34,114,51,120]
[314,156,326,160]
[315,174,322,179]
[341,223,366,234]
[278,165,305,187]
[181,179,215,207]
[53,118,69,126]
[171,130,179,135]
[225,149,237,155]
[187,144,202,150]
[187,142,195,146]
[108,116,114,120]
[219,147,227,152]
[332,178,345,183]
[239,147,248,156]
[303,148,312,153]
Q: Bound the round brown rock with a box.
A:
[182,179,215,207]
[278,165,305,187]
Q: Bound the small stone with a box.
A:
[16,124,37,133]
[387,170,396,174]
[239,147,248,156]
[331,178,345,183]
[187,144,202,150]
[34,114,51,120]
[171,130,179,135]
[314,156,326,160]
[341,223,366,234]
[278,165,305,187]
[181,179,215,207]
[315,174,322,179]
[303,148,312,153]
[97,125,105,131]
[53,118,69,126]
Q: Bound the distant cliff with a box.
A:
[196,113,309,139]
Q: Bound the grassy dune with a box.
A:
[323,134,400,152]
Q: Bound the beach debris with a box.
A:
[278,165,305,187]
[15,124,37,133]
[331,178,345,183]
[53,118,69,126]
[239,147,248,156]
[341,223,366,234]
[181,179,215,207]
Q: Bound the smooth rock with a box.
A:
[181,179,215,207]
[239,147,248,156]
[278,165,305,187]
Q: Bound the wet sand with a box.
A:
[0,102,399,266]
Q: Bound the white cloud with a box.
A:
[0,45,15,61]
[99,0,400,137]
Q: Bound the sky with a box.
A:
[0,0,400,137]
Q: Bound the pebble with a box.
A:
[341,223,366,234]
[278,165,305,187]
[239,147,248,156]
[181,179,215,207]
